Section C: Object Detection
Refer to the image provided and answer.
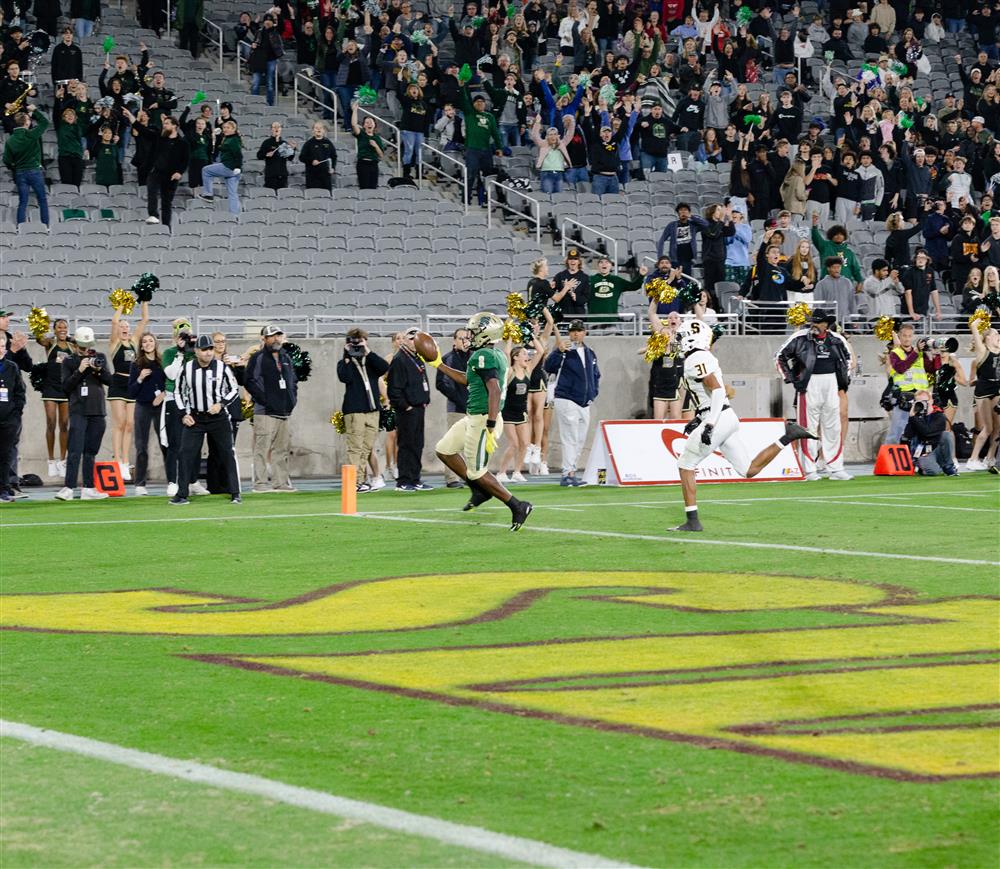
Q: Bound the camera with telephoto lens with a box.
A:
[919,336,959,353]
[84,349,106,370]
[345,336,366,358]
[178,331,198,351]
[880,385,912,412]
[911,400,929,417]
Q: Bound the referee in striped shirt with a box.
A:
[170,335,241,505]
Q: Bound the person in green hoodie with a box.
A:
[588,255,648,324]
[810,214,864,290]
[56,106,87,187]
[457,85,502,206]
[3,106,49,226]
[200,119,243,214]
[93,124,123,187]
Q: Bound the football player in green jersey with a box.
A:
[424,311,535,531]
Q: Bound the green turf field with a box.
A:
[2,474,998,867]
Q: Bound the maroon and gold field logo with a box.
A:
[3,571,997,782]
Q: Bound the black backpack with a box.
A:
[951,422,974,460]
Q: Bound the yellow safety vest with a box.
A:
[890,347,928,392]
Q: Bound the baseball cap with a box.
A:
[973,115,986,124]
[809,309,831,324]
[568,320,587,332]
[73,326,96,347]
[472,92,487,102]
[261,325,284,337]
[195,335,214,350]
[0,308,13,317]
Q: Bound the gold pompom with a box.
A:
[874,315,895,342]
[969,308,992,336]
[27,307,51,341]
[108,288,136,315]
[330,410,346,434]
[645,277,677,304]
[240,396,254,421]
[643,332,669,363]
[502,319,522,342]
[506,292,527,321]
[787,302,811,327]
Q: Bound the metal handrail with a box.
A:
[738,299,841,336]
[163,0,172,36]
[314,315,418,338]
[554,312,639,336]
[561,217,618,272]
[236,39,251,82]
[417,141,468,213]
[196,315,310,338]
[356,105,402,177]
[202,19,224,73]
[293,73,339,140]
[643,311,740,335]
[486,179,540,244]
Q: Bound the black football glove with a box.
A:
[700,423,714,446]
[683,417,701,435]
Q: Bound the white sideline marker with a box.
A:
[1,720,640,869]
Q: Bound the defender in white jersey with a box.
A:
[670,319,817,532]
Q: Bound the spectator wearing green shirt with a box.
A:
[200,119,243,214]
[810,214,864,290]
[55,105,87,187]
[588,256,648,325]
[3,107,49,226]
[458,85,502,206]
[351,102,384,189]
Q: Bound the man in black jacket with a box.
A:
[246,325,298,492]
[436,327,471,487]
[387,328,433,491]
[51,30,84,86]
[0,338,27,504]
[902,390,960,476]
[337,329,390,494]
[131,114,190,228]
[776,309,853,481]
[0,309,33,500]
[56,327,112,502]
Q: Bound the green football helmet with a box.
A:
[467,312,504,348]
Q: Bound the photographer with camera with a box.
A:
[902,390,960,477]
[337,329,389,495]
[246,325,298,493]
[55,327,112,501]
[885,323,943,444]
[776,309,853,481]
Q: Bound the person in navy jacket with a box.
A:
[544,320,600,487]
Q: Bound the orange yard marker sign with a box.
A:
[873,444,915,476]
[341,464,357,514]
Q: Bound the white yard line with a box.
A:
[359,514,1000,567]
[1,720,638,869]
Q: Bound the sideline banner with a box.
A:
[582,419,804,486]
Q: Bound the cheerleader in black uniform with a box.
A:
[108,301,149,482]
[967,323,1000,471]
[35,318,73,480]
[497,310,554,482]
[647,301,685,420]
[931,342,967,426]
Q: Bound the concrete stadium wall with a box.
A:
[14,335,976,481]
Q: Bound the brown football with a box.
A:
[413,330,440,362]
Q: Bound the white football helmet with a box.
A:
[677,318,712,354]
[467,312,504,348]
